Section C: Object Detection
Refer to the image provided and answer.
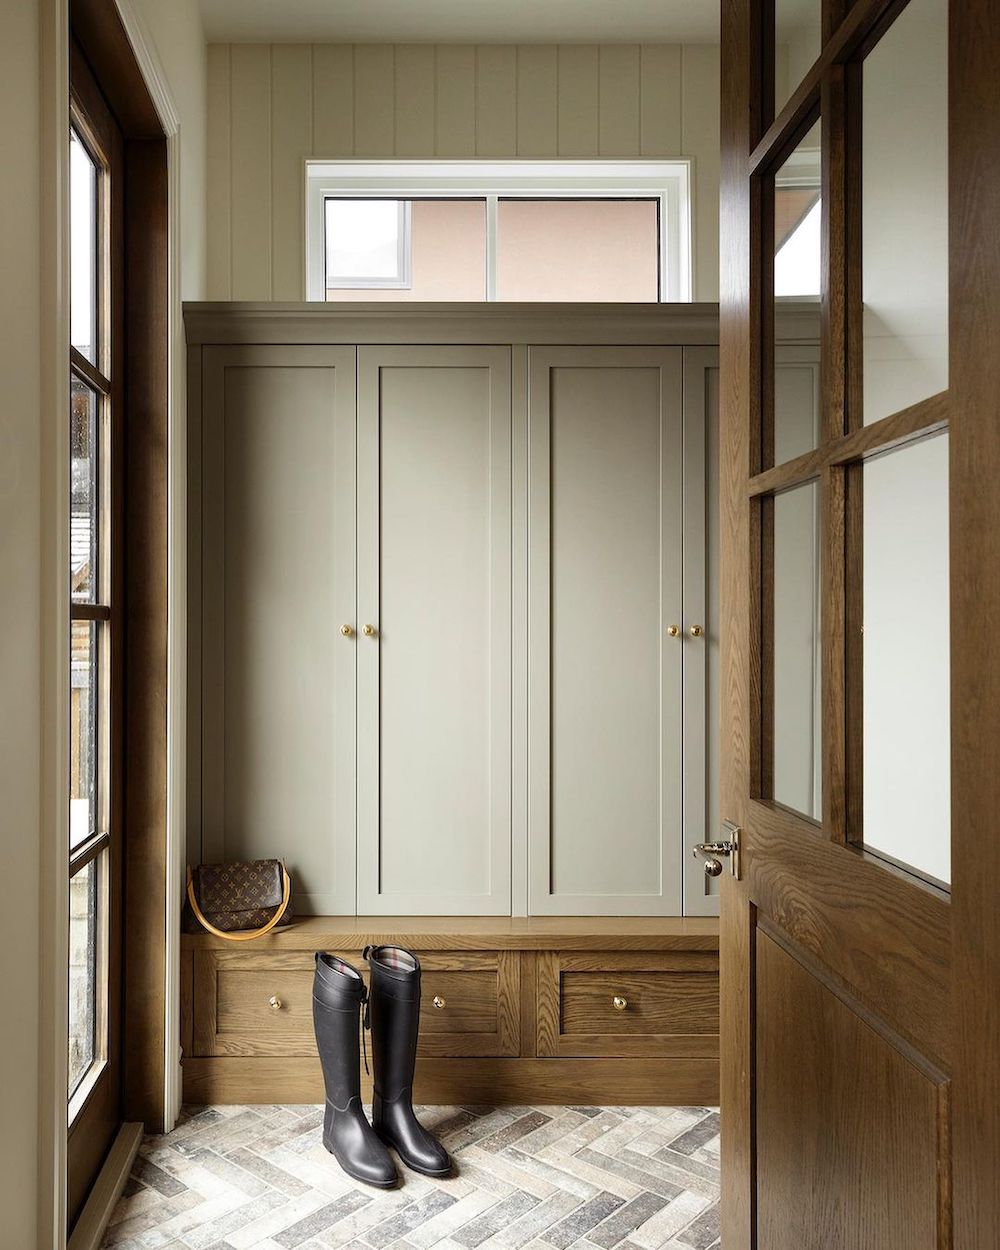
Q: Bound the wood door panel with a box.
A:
[747,807,951,1067]
[756,930,947,1250]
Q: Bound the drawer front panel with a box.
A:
[537,951,719,1058]
[191,948,519,1058]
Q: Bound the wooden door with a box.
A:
[357,346,512,915]
[527,347,684,915]
[720,0,1000,1246]
[199,345,357,915]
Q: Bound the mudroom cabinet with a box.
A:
[186,303,820,920]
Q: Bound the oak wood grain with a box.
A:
[182,1055,720,1108]
[748,390,949,497]
[190,946,521,1060]
[180,914,720,951]
[535,951,719,1060]
[756,931,946,1250]
[951,3,1000,1243]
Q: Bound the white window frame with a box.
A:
[305,160,693,302]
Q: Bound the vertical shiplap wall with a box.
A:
[207,42,721,301]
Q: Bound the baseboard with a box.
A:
[67,1121,142,1250]
[183,1056,720,1107]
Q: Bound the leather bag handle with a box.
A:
[186,862,292,942]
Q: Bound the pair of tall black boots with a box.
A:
[312,945,451,1188]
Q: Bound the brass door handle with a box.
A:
[362,624,378,637]
[341,624,354,637]
[666,624,680,637]
[612,995,628,1012]
[689,624,704,638]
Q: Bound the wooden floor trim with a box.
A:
[67,1121,143,1250]
[183,1056,720,1108]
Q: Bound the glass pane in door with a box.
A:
[775,0,821,112]
[863,433,950,885]
[68,857,98,1096]
[71,379,99,603]
[70,620,99,850]
[862,0,948,424]
[772,120,822,464]
[70,128,98,366]
[772,480,822,820]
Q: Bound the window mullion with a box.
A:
[486,194,498,301]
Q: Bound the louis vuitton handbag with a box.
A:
[184,858,293,941]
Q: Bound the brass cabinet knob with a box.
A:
[666,624,680,638]
[362,624,377,637]
[689,624,704,638]
[268,995,282,1012]
[612,995,628,1012]
[341,624,354,637]
[432,995,446,1010]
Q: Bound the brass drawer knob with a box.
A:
[341,624,354,637]
[363,624,378,637]
[689,624,704,638]
[666,624,680,637]
[268,995,282,1012]
[612,995,628,1012]
[432,995,446,1010]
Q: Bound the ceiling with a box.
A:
[198,0,723,46]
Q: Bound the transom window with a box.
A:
[306,161,692,302]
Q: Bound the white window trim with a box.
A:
[305,160,693,302]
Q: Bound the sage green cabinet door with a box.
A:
[528,347,684,915]
[357,346,512,915]
[199,345,357,915]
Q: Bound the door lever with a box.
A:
[693,821,741,879]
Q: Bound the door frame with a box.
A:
[719,0,1000,1245]
[39,0,182,1244]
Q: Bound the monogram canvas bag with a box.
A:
[184,858,293,941]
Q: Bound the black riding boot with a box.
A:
[312,952,397,1188]
[365,945,452,1177]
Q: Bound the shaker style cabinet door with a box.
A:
[197,345,358,914]
[527,347,684,915]
[356,346,513,914]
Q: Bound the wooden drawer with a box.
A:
[536,951,719,1058]
[191,948,520,1058]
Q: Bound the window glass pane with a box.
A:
[862,0,948,425]
[71,379,98,602]
[863,433,950,885]
[71,620,98,850]
[70,128,98,365]
[326,198,405,286]
[327,200,487,301]
[774,120,821,299]
[775,0,821,113]
[68,857,98,1097]
[772,480,822,821]
[496,199,659,302]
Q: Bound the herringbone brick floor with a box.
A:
[100,1104,721,1250]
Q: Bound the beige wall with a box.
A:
[2,0,45,1243]
[206,42,721,302]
